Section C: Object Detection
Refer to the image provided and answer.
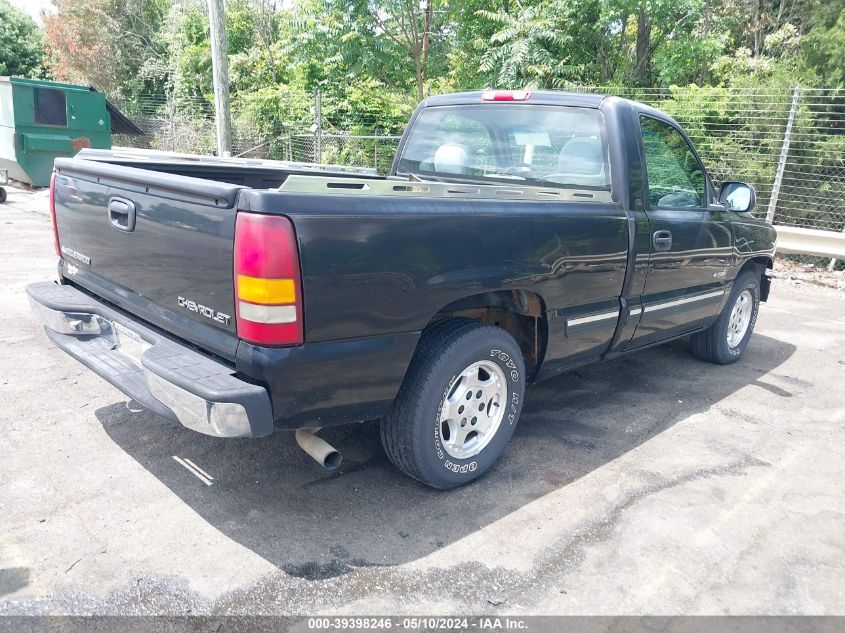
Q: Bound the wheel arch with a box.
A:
[422,289,548,381]
[738,255,773,301]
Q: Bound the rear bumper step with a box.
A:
[27,281,273,438]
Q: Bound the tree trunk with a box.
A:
[415,52,424,100]
[634,5,652,86]
[260,0,279,84]
[421,0,432,65]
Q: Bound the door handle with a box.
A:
[108,197,136,232]
[652,230,672,251]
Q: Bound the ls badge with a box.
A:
[61,246,91,265]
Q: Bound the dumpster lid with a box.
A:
[103,98,145,136]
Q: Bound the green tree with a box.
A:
[0,0,48,78]
[475,1,595,89]
[606,0,718,86]
[172,0,267,101]
[43,0,170,100]
[803,7,845,87]
[280,0,452,99]
[463,0,727,89]
[475,0,632,89]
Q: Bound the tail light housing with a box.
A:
[234,212,303,346]
[49,172,61,258]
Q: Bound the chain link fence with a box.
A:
[115,86,845,268]
[579,86,845,234]
[112,94,272,157]
[591,86,845,269]
[114,90,411,173]
[272,133,404,174]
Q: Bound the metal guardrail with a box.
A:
[775,225,845,259]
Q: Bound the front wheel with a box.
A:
[690,269,761,364]
[381,318,526,489]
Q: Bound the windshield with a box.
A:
[396,104,609,191]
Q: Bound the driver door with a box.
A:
[628,115,733,349]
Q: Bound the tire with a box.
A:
[690,268,761,365]
[381,318,526,489]
[0,187,6,204]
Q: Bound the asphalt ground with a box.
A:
[1,189,843,616]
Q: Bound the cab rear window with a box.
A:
[396,105,609,191]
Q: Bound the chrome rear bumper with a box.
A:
[27,281,274,438]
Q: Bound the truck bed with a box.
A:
[76,147,383,189]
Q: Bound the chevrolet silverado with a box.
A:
[27,90,776,489]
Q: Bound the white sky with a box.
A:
[8,0,54,25]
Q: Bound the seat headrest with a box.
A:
[557,138,604,176]
[434,144,471,174]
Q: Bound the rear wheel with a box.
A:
[381,319,526,489]
[0,187,7,204]
[690,269,761,364]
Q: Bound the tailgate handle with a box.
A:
[108,197,136,232]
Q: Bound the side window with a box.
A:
[34,88,68,127]
[640,116,704,209]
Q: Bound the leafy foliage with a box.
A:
[43,0,170,101]
[35,0,845,101]
[29,0,845,203]
[14,0,844,234]
[804,8,845,87]
[475,0,605,89]
[0,0,48,78]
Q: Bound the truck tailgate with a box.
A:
[52,157,244,360]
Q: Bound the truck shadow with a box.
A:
[96,334,795,580]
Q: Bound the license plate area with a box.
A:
[112,321,151,366]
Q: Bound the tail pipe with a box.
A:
[295,428,342,471]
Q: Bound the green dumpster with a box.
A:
[0,77,114,187]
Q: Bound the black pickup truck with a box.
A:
[28,90,775,489]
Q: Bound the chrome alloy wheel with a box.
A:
[438,360,507,460]
[727,289,753,348]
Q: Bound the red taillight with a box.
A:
[234,212,303,347]
[49,172,61,258]
[481,90,532,101]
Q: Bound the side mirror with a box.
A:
[719,181,756,213]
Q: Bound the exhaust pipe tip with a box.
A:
[295,428,343,472]
[322,449,342,472]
